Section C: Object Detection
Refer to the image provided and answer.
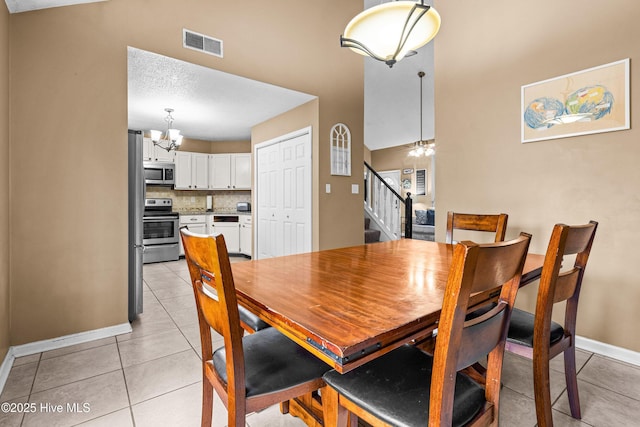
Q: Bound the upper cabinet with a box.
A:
[174,152,209,190]
[175,151,252,190]
[143,137,176,162]
[209,153,251,190]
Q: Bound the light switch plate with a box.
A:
[326,183,331,193]
[351,184,359,194]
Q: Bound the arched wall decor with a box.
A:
[330,123,351,176]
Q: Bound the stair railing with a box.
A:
[364,162,413,240]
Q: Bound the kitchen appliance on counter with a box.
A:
[237,202,251,212]
[144,161,175,186]
[143,198,180,264]
[206,195,213,211]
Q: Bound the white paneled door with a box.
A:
[255,128,312,259]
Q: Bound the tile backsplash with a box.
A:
[146,187,250,212]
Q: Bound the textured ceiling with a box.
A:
[127,48,316,142]
[4,0,106,13]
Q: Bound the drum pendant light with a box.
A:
[340,1,441,68]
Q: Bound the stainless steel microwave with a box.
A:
[143,162,175,186]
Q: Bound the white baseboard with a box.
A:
[576,335,640,367]
[0,322,132,395]
[0,348,15,399]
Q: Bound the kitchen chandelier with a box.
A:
[340,0,441,68]
[150,108,183,152]
[408,71,435,157]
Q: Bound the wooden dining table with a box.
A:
[231,239,544,425]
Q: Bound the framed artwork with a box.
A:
[521,58,630,143]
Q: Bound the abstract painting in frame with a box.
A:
[521,58,629,143]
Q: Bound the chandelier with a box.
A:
[150,108,183,152]
[408,71,435,157]
[340,1,441,68]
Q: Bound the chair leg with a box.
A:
[564,346,581,419]
[532,356,554,427]
[322,385,349,427]
[202,380,214,427]
[228,405,246,427]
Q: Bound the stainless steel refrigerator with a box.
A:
[128,130,144,321]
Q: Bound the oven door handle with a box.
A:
[143,216,179,221]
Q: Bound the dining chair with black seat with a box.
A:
[506,221,598,427]
[446,212,509,244]
[322,232,532,427]
[180,228,330,427]
[181,225,270,335]
[414,211,509,362]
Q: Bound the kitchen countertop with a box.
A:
[176,210,251,215]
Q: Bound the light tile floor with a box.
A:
[1,258,639,426]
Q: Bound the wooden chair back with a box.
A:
[446,212,509,244]
[504,221,597,427]
[431,232,531,425]
[180,228,247,407]
[534,221,598,355]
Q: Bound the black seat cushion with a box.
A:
[238,305,270,332]
[213,327,329,397]
[323,345,485,427]
[507,308,565,347]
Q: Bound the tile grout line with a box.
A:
[115,333,137,427]
[20,352,42,427]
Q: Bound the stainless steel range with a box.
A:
[143,198,179,264]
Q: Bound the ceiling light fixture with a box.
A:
[150,108,183,152]
[408,71,435,157]
[340,1,441,68]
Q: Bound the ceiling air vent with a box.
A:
[183,29,223,58]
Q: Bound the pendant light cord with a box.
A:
[419,71,425,144]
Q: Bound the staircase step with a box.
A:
[365,228,381,243]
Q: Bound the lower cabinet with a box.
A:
[179,215,207,256]
[239,216,252,257]
[212,222,240,254]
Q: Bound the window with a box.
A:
[416,169,426,196]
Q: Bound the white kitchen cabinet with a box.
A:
[208,153,251,190]
[208,154,231,189]
[192,153,209,189]
[232,153,252,189]
[239,215,252,257]
[174,152,192,190]
[211,222,240,253]
[179,214,207,256]
[175,151,208,190]
[142,137,154,161]
[143,137,176,162]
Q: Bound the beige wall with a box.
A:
[0,1,9,360]
[9,0,364,345]
[177,138,251,154]
[435,0,640,351]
